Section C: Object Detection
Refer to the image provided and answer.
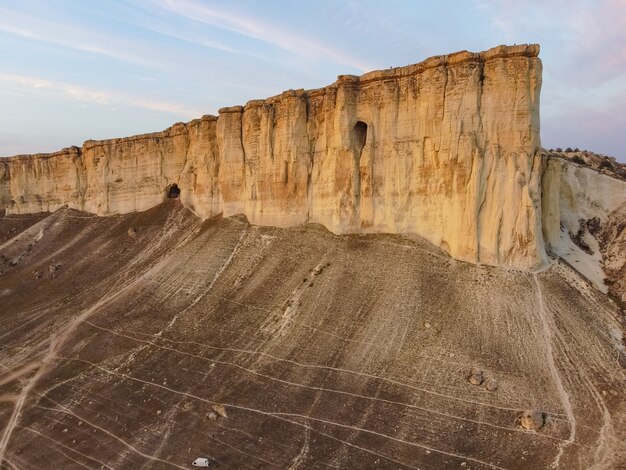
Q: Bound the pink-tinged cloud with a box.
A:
[0,74,204,118]
[149,0,374,72]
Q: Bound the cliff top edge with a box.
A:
[1,44,539,160]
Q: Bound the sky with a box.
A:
[0,0,624,161]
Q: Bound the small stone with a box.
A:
[128,227,137,238]
[468,368,484,386]
[485,378,499,391]
[424,322,431,329]
[212,404,228,418]
[461,463,467,467]
[519,410,544,430]
[156,410,162,415]
[207,412,218,421]
[63,428,68,433]
[78,421,82,426]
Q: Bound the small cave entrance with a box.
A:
[353,121,368,156]
[167,183,181,199]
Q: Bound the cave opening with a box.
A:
[167,183,181,199]
[353,121,367,155]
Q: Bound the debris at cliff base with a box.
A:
[211,404,227,418]
[518,410,545,430]
[485,378,499,391]
[468,368,484,385]
[48,263,61,273]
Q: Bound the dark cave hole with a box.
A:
[167,183,181,199]
[353,121,367,155]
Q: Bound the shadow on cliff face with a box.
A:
[1,202,626,469]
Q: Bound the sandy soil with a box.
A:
[0,201,625,469]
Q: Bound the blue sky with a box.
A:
[0,0,624,160]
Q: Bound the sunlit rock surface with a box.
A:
[0,44,546,269]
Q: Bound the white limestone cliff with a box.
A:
[0,44,547,269]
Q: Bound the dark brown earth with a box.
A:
[1,201,626,469]
[598,204,626,308]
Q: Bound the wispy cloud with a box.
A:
[473,0,626,158]
[473,0,626,84]
[0,6,161,69]
[148,0,373,72]
[0,73,203,117]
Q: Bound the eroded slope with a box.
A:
[0,203,625,469]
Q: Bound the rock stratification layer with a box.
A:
[0,44,545,269]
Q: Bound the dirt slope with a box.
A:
[1,201,625,469]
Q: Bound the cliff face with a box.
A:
[0,44,546,269]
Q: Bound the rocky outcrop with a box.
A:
[542,154,626,294]
[542,158,625,243]
[599,204,626,304]
[544,149,626,181]
[0,44,546,269]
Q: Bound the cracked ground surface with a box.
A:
[1,201,626,469]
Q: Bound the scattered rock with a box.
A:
[32,270,42,279]
[468,368,484,386]
[518,410,544,430]
[49,263,61,273]
[485,378,499,391]
[587,217,601,236]
[212,404,228,418]
[9,258,19,266]
[570,219,593,254]
[128,227,137,238]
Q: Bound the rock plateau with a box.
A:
[0,44,547,269]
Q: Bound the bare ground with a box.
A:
[1,201,625,469]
